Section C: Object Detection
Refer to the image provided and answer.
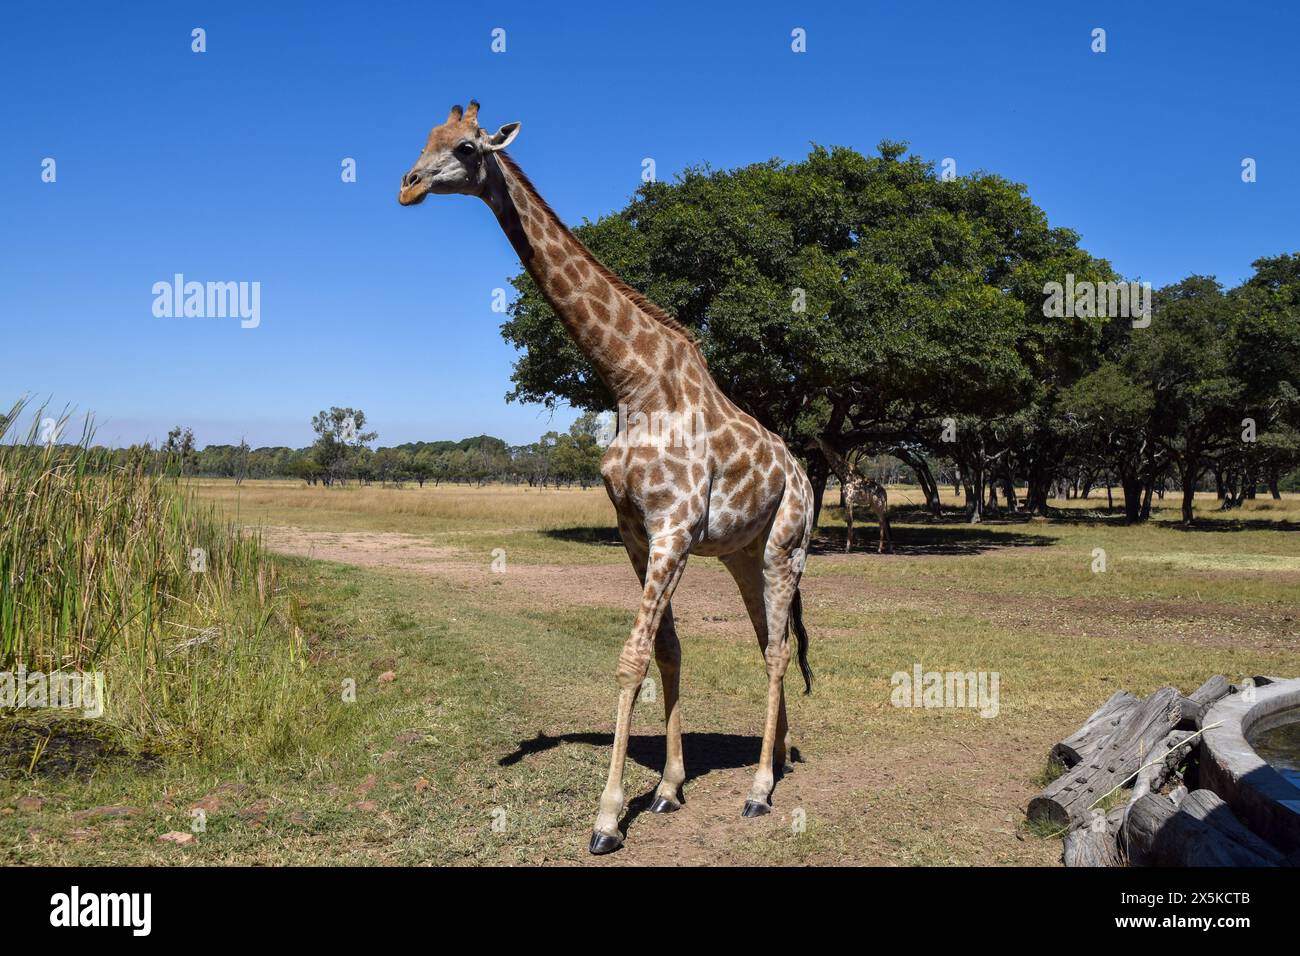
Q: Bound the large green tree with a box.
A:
[500,142,1114,522]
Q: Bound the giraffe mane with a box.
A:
[494,151,702,353]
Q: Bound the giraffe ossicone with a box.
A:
[400,101,818,855]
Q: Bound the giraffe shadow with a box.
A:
[499,730,760,779]
[499,730,790,834]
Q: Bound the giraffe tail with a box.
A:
[791,587,813,695]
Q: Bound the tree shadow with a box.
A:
[546,521,1057,557]
[542,526,623,547]
[880,502,1131,526]
[499,730,788,836]
[810,524,1055,556]
[1027,510,1130,525]
[1158,518,1300,533]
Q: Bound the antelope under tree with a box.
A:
[399,101,816,854]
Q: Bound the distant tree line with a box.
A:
[80,407,608,490]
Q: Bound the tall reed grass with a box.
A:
[1,401,327,764]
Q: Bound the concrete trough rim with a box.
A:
[1201,677,1300,854]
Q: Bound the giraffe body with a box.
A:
[400,102,816,854]
[818,439,893,553]
[842,476,891,553]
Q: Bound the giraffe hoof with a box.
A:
[588,831,624,855]
[649,796,681,814]
[741,799,771,818]
[781,760,795,774]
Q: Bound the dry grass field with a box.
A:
[3,479,1297,865]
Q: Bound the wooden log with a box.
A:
[1176,789,1284,864]
[1175,675,1231,730]
[1128,729,1197,805]
[1122,791,1176,864]
[1063,806,1125,867]
[1124,790,1282,866]
[1029,686,1182,829]
[1051,690,1140,768]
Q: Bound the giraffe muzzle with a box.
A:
[398,170,429,206]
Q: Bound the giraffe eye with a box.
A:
[455,141,476,157]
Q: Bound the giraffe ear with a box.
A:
[485,122,521,151]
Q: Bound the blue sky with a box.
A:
[3,1,1297,448]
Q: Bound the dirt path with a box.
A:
[260,526,1296,651]
[261,525,1059,865]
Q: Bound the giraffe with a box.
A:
[816,438,892,554]
[399,101,816,855]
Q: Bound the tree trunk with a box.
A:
[1180,461,1199,524]
[1268,467,1281,499]
[1121,473,1143,523]
[1001,473,1018,513]
[1140,479,1155,520]
[808,455,830,529]
[919,463,941,515]
[919,467,940,515]
[964,470,984,524]
[895,447,941,516]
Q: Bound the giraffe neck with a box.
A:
[481,152,693,406]
[817,439,856,483]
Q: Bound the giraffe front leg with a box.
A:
[590,535,690,855]
[648,609,685,813]
[844,503,853,553]
[774,684,793,774]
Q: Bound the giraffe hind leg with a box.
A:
[722,531,805,817]
[742,552,800,815]
[722,548,794,777]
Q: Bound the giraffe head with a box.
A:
[398,100,521,206]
